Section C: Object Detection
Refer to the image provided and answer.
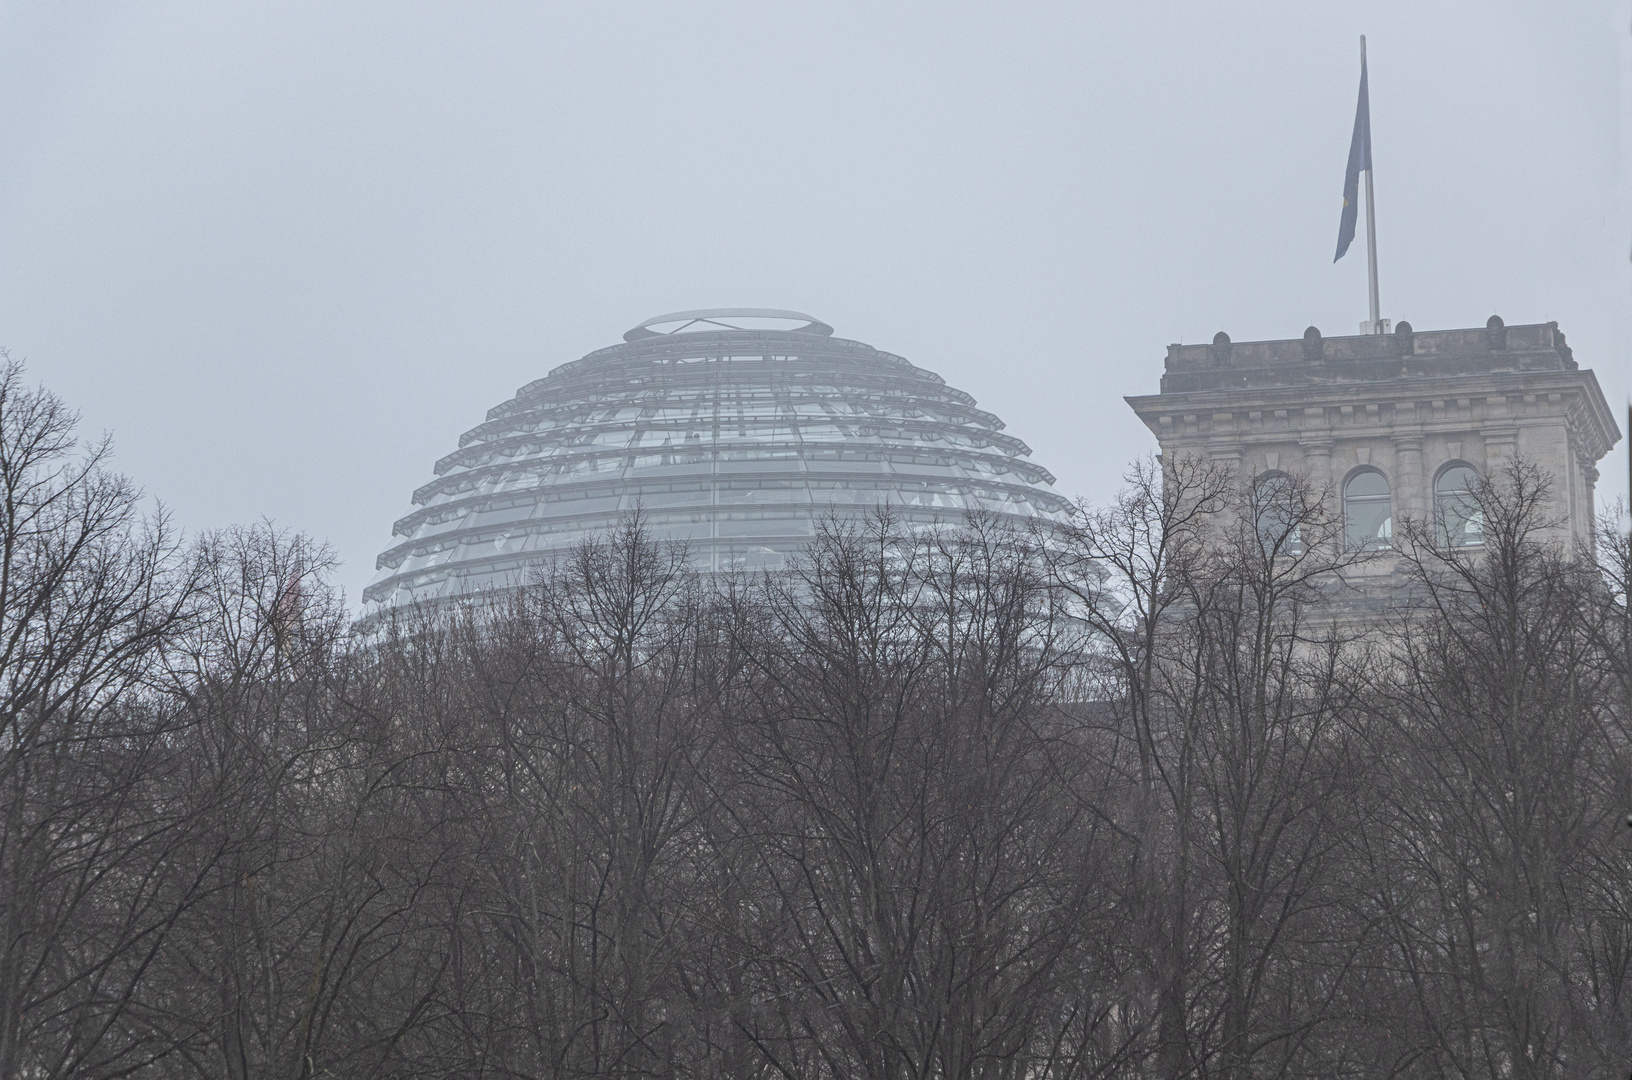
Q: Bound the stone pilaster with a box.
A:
[1580,456,1600,546]
[1208,443,1244,481]
[1483,425,1518,467]
[1300,437,1333,498]
[1392,433,1424,519]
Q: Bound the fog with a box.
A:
[0,1,1625,605]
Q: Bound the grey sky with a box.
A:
[2,2,1626,608]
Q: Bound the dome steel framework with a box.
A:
[362,310,1070,615]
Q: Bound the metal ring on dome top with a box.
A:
[624,308,835,342]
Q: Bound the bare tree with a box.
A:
[1048,456,1378,1079]
[704,511,1125,1080]
[0,356,198,1079]
[9,351,1629,1080]
[1041,455,1234,1078]
[451,514,707,1080]
[1180,472,1371,1080]
[1356,459,1631,1079]
[137,523,471,1080]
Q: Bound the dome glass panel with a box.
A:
[362,312,1070,616]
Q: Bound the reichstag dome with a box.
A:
[361,309,1070,617]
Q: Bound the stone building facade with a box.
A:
[1125,317,1620,599]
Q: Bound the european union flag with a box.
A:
[1333,49,1372,262]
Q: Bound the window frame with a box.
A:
[1251,470,1304,556]
[1433,461,1484,548]
[1341,466,1393,552]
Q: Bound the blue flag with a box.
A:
[1333,51,1372,262]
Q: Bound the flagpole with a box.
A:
[1361,35,1381,332]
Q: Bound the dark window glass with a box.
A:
[1435,464,1483,547]
[1343,469,1392,551]
[1253,473,1303,555]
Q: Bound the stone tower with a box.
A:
[1125,317,1619,593]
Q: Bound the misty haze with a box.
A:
[1,4,1629,1079]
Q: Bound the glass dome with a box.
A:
[361,310,1070,616]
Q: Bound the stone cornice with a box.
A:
[1127,368,1619,462]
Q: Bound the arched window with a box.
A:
[1435,464,1483,547]
[1253,472,1303,555]
[1343,469,1392,551]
